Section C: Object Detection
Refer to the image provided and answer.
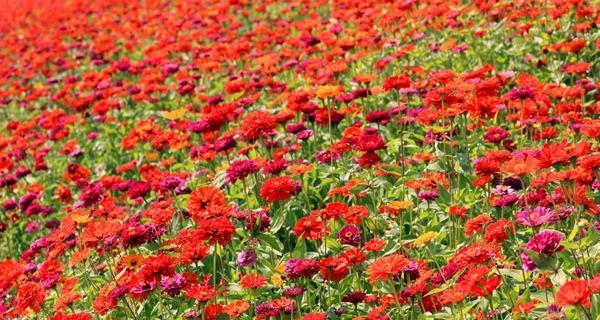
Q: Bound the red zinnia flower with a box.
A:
[354,134,386,152]
[555,279,592,308]
[196,216,236,246]
[343,205,369,225]
[240,273,268,290]
[364,238,385,252]
[139,253,176,282]
[448,205,467,217]
[464,214,492,236]
[293,216,326,240]
[186,283,218,302]
[298,312,327,320]
[342,247,366,266]
[323,201,349,220]
[484,218,513,243]
[383,74,411,91]
[259,176,301,202]
[241,111,276,140]
[188,186,226,220]
[13,282,46,317]
[319,256,349,282]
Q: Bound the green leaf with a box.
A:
[567,224,579,242]
[498,268,525,282]
[559,241,579,250]
[292,237,306,258]
[523,250,559,271]
[257,233,283,251]
[270,210,285,233]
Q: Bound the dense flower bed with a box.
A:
[0,0,599,319]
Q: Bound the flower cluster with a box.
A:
[0,0,599,319]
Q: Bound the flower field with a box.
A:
[0,0,599,319]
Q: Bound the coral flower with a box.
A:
[240,273,268,290]
[367,254,409,283]
[13,282,46,316]
[555,280,592,308]
[500,156,541,175]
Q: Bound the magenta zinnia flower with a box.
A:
[338,224,361,246]
[284,258,320,279]
[484,126,509,143]
[214,136,236,152]
[160,274,187,297]
[226,159,259,183]
[236,250,257,267]
[521,230,565,271]
[515,206,558,227]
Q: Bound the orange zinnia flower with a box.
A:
[315,85,342,99]
[367,254,409,283]
[500,155,541,175]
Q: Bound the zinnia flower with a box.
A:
[240,273,267,290]
[226,159,259,184]
[520,230,565,271]
[319,257,349,282]
[284,258,320,279]
[555,280,592,308]
[484,126,509,143]
[241,111,277,140]
[414,231,438,247]
[160,274,186,297]
[315,85,342,99]
[259,176,301,202]
[367,254,410,283]
[236,250,257,267]
[293,216,326,240]
[338,224,361,246]
[516,207,558,227]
